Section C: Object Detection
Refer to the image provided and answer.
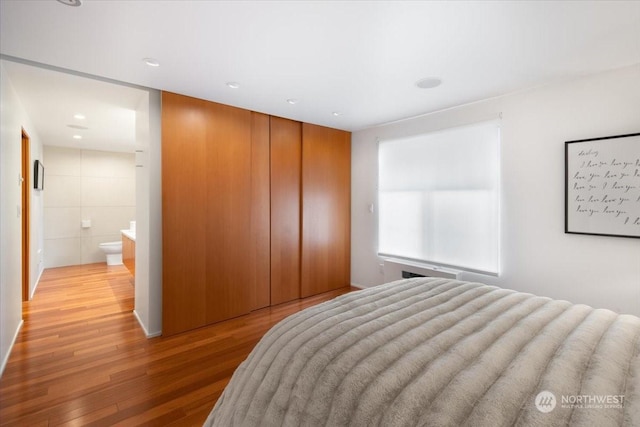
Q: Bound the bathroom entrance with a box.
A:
[2,59,161,337]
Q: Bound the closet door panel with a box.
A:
[162,92,254,335]
[270,116,301,305]
[250,112,271,311]
[204,101,253,324]
[162,92,208,335]
[301,123,351,298]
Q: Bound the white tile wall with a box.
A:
[81,177,135,206]
[44,238,81,268]
[43,146,135,268]
[43,207,82,239]
[43,175,81,207]
[43,146,81,176]
[81,206,135,236]
[81,150,135,178]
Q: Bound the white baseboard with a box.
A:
[133,309,161,338]
[0,319,24,378]
[30,266,44,300]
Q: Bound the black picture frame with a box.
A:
[34,159,44,190]
[565,132,640,238]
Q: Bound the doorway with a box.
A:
[21,128,30,302]
[3,58,161,337]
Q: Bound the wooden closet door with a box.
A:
[162,92,208,335]
[204,100,253,325]
[301,123,351,298]
[162,92,254,335]
[250,112,271,311]
[270,117,301,305]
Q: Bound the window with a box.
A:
[378,120,500,274]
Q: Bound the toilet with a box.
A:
[99,241,123,266]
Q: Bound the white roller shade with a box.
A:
[378,120,500,274]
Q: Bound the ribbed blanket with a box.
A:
[204,278,640,426]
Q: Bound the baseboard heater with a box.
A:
[383,258,461,283]
[402,270,426,279]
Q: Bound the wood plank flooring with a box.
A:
[0,263,355,426]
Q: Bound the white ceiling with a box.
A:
[2,60,147,152]
[1,0,639,151]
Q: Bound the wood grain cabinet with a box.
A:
[162,92,255,336]
[162,91,350,336]
[122,234,135,278]
[270,116,302,305]
[249,112,271,311]
[301,123,351,297]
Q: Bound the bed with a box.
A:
[205,278,640,426]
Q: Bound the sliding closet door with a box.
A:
[250,112,271,311]
[162,92,254,335]
[301,123,351,298]
[270,116,301,305]
[162,93,208,335]
[204,100,253,325]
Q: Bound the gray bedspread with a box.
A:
[205,278,640,426]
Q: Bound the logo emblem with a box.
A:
[535,390,557,413]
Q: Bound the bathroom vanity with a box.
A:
[121,229,135,280]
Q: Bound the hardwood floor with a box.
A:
[0,263,355,426]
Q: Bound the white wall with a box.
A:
[148,90,163,336]
[133,89,163,337]
[0,61,45,374]
[30,143,44,297]
[352,64,640,316]
[43,146,135,267]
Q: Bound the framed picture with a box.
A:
[565,132,640,238]
[34,159,44,190]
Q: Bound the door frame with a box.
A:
[21,128,30,301]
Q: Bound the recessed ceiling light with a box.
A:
[286,98,299,105]
[56,0,82,6]
[226,82,240,89]
[332,112,342,117]
[73,113,85,120]
[73,135,82,140]
[416,77,442,89]
[68,124,89,130]
[143,58,160,67]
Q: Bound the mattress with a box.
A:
[205,278,640,426]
